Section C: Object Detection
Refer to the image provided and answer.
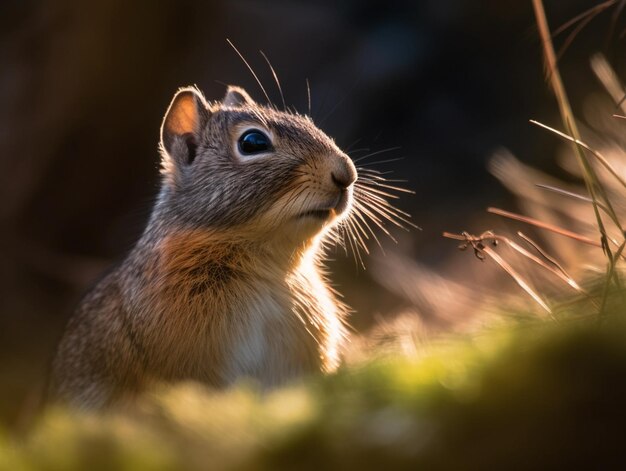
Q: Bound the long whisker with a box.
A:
[352,146,402,163]
[357,169,409,183]
[345,137,364,153]
[347,148,372,155]
[333,225,348,256]
[226,39,272,106]
[346,216,370,255]
[360,195,415,229]
[344,217,367,269]
[341,218,360,268]
[319,153,418,265]
[306,78,312,117]
[356,183,400,200]
[357,169,400,178]
[351,206,384,251]
[356,189,416,229]
[327,226,346,254]
[357,157,405,167]
[319,77,361,127]
[356,184,414,217]
[352,200,397,242]
[260,50,286,110]
[356,179,414,197]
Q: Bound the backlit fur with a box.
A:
[50,86,358,409]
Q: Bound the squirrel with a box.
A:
[49,84,374,409]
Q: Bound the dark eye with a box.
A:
[238,129,272,155]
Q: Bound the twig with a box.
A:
[487,207,601,247]
[443,231,552,314]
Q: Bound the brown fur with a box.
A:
[50,85,358,409]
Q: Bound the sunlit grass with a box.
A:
[3,310,626,470]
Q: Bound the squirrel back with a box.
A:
[50,85,362,408]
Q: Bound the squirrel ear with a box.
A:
[222,86,255,107]
[160,87,210,168]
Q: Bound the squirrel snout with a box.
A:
[330,155,357,190]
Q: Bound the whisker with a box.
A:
[259,50,286,110]
[356,191,415,229]
[319,75,363,127]
[347,148,372,156]
[305,78,312,117]
[340,226,349,254]
[356,180,414,197]
[345,218,367,269]
[352,146,402,163]
[355,183,400,200]
[344,137,364,153]
[357,172,409,183]
[357,169,399,177]
[351,206,384,251]
[357,168,410,180]
[359,197,415,229]
[346,210,371,245]
[346,216,370,255]
[333,225,348,256]
[352,200,397,242]
[328,226,347,254]
[357,157,405,167]
[356,186,414,218]
[226,39,272,106]
[342,218,362,268]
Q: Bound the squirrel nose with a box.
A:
[330,155,357,190]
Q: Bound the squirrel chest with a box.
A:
[122,233,341,387]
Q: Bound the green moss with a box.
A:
[3,319,626,470]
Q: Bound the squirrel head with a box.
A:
[157,85,357,250]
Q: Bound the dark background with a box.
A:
[1,0,624,424]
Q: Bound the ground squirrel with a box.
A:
[50,84,403,409]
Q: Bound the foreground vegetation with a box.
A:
[3,304,626,470]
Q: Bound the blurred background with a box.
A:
[1,0,625,425]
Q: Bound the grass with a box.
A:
[532,0,626,318]
[442,1,626,318]
[3,310,626,470]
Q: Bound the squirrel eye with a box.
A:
[238,129,272,155]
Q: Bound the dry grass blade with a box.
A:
[532,0,617,263]
[607,0,626,44]
[444,230,583,293]
[505,236,581,291]
[482,245,552,315]
[535,183,612,215]
[515,231,584,292]
[487,207,602,247]
[530,120,626,195]
[552,0,616,38]
[552,0,616,61]
[591,54,626,113]
[442,231,551,314]
[599,239,626,320]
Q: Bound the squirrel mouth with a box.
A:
[299,192,351,220]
